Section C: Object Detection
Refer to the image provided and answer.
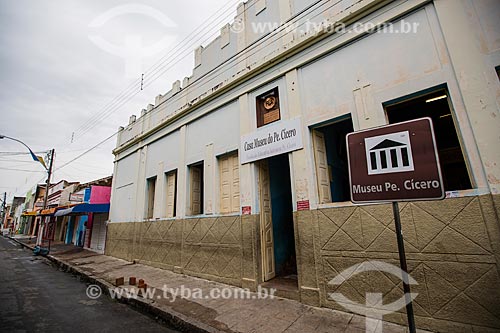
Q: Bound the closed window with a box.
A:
[384,88,472,191]
[165,170,177,218]
[189,162,204,215]
[146,176,156,219]
[218,152,240,214]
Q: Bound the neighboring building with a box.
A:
[107,0,500,332]
[2,205,11,230]
[56,176,112,254]
[23,184,47,237]
[86,184,111,253]
[19,186,38,235]
[8,196,25,232]
[36,180,78,245]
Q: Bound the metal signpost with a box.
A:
[346,117,444,333]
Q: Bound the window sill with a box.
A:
[444,188,489,198]
[145,217,178,222]
[185,212,240,219]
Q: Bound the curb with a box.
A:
[6,236,36,251]
[7,236,220,333]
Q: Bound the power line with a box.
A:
[74,0,240,136]
[5,132,117,197]
[72,0,241,141]
[0,151,48,155]
[0,167,45,173]
[73,10,239,139]
[54,131,119,172]
[139,3,241,85]
[78,0,334,145]
[142,1,239,78]
[72,80,142,136]
[8,0,345,198]
[141,0,333,123]
[0,159,38,163]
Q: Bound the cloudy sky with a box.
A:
[0,0,237,202]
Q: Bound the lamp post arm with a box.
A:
[0,134,48,171]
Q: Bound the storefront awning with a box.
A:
[22,210,38,216]
[54,203,110,217]
[39,208,57,216]
[54,207,73,217]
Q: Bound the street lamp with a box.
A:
[0,135,48,170]
[0,134,54,246]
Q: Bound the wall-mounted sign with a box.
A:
[48,182,64,196]
[297,200,310,211]
[242,206,252,215]
[347,118,444,203]
[240,118,303,164]
[69,193,84,202]
[257,87,280,127]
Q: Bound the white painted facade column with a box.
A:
[239,93,259,214]
[286,69,316,208]
[435,0,500,193]
[177,125,188,217]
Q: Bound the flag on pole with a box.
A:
[29,150,47,169]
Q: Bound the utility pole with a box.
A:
[38,149,55,247]
[1,192,6,229]
[0,134,51,242]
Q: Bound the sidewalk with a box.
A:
[9,236,430,333]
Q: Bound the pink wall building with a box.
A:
[89,186,111,204]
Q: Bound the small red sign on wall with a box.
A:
[242,206,252,215]
[297,200,310,211]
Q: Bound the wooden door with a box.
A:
[220,153,240,214]
[190,166,201,215]
[259,160,275,281]
[166,171,177,218]
[312,130,332,204]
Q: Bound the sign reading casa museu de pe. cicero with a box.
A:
[240,118,303,164]
[346,117,444,203]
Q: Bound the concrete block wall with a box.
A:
[106,215,248,287]
[106,194,500,331]
[293,194,500,332]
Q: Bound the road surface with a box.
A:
[0,236,178,332]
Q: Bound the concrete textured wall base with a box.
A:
[107,194,500,332]
[308,194,500,332]
[106,216,247,287]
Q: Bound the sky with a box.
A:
[0,0,238,202]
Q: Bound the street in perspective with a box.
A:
[0,237,178,332]
[1,0,499,332]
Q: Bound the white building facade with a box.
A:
[108,0,500,331]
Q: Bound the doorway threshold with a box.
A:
[261,274,299,301]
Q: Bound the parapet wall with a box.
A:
[116,0,385,149]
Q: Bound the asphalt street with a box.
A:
[0,236,179,332]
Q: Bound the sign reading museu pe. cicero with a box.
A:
[346,118,444,203]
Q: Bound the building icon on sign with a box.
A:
[364,131,414,175]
